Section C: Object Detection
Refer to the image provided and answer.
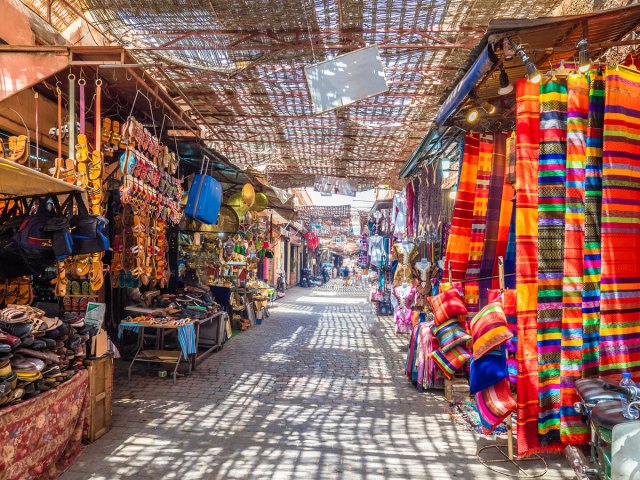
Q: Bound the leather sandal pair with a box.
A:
[6,135,28,164]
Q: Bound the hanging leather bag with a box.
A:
[64,191,109,255]
[0,199,33,278]
[16,195,71,267]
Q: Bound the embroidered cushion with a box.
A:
[470,301,513,360]
[427,288,468,326]
[432,318,471,352]
[431,344,471,380]
[475,378,516,434]
[469,346,507,394]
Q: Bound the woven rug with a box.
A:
[537,78,567,447]
[447,399,509,436]
[560,74,589,445]
[479,133,507,306]
[582,70,605,379]
[444,134,480,282]
[515,79,542,457]
[599,66,640,381]
[465,134,494,322]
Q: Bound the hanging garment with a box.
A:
[393,285,416,334]
[444,134,480,282]
[406,181,415,238]
[392,191,407,239]
[560,74,589,445]
[479,133,508,307]
[412,175,421,240]
[600,66,640,382]
[368,235,384,266]
[515,79,542,458]
[464,134,494,322]
[582,70,604,380]
[413,282,431,309]
[537,78,568,447]
[392,242,418,285]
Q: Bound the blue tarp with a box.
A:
[434,45,493,126]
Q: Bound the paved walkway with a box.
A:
[62,281,574,480]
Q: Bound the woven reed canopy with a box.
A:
[22,0,562,189]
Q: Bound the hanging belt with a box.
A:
[79,78,85,135]
[68,74,76,161]
[34,92,39,169]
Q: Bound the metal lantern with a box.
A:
[241,183,255,208]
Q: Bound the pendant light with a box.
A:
[577,39,591,73]
[513,41,541,83]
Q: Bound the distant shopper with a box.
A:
[332,266,337,279]
[343,266,350,286]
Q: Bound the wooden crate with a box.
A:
[84,354,113,443]
[444,377,470,402]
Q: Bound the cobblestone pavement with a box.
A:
[62,281,574,480]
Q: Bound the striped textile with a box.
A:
[465,134,494,322]
[515,79,541,457]
[582,70,605,379]
[537,78,567,446]
[504,199,517,290]
[560,74,589,445]
[599,66,640,381]
[177,323,197,357]
[444,134,480,282]
[479,133,507,306]
[493,133,516,289]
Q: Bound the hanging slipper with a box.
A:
[81,280,90,296]
[111,120,121,146]
[75,133,89,163]
[7,135,28,164]
[101,118,112,145]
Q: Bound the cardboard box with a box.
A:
[91,329,108,358]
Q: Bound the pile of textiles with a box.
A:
[405,317,444,390]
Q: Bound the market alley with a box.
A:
[61,282,573,480]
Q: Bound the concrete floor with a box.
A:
[61,281,575,480]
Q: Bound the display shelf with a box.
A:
[0,158,84,196]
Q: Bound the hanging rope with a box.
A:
[34,92,39,169]
[95,78,102,153]
[68,73,76,161]
[79,78,86,135]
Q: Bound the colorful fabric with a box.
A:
[479,133,508,306]
[0,371,89,480]
[432,318,471,352]
[465,134,494,321]
[515,78,541,457]
[537,78,567,446]
[431,344,471,380]
[444,134,480,282]
[600,66,640,381]
[476,378,516,435]
[470,301,513,360]
[427,288,468,325]
[494,135,516,289]
[560,74,589,445]
[470,346,508,394]
[504,199,517,290]
[488,288,518,352]
[582,70,604,380]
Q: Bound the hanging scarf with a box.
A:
[515,79,542,457]
[582,70,604,379]
[599,66,640,382]
[444,134,480,282]
[464,134,493,322]
[493,133,516,288]
[560,74,589,445]
[479,133,508,305]
[537,78,567,447]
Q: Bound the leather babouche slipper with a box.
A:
[0,322,33,339]
[0,353,13,363]
[0,331,21,348]
[0,344,11,354]
[0,360,12,377]
[11,354,45,373]
[20,335,34,347]
[15,348,61,365]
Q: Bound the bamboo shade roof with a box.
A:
[21,0,562,189]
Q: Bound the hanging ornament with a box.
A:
[228,192,249,217]
[241,183,255,208]
[251,192,268,212]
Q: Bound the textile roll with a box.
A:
[479,133,508,305]
[493,133,516,289]
[515,78,541,457]
[444,134,480,282]
[600,66,640,381]
[560,74,589,445]
[537,78,567,446]
[582,70,604,379]
[464,134,494,321]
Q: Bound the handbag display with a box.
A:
[185,155,222,225]
[0,199,33,278]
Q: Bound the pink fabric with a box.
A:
[393,285,416,334]
[406,182,415,237]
